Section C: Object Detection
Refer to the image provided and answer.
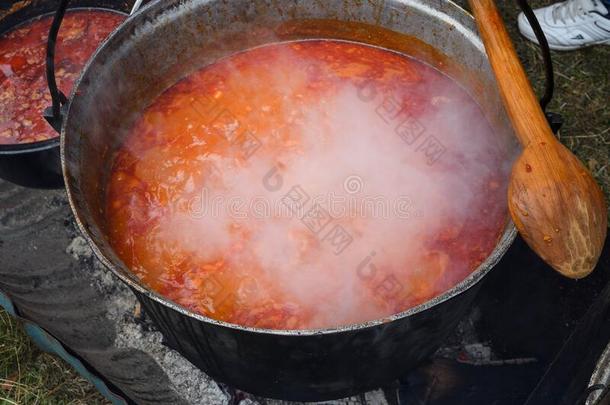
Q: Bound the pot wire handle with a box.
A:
[514,0,563,133]
[515,0,554,112]
[130,0,144,15]
[44,0,70,133]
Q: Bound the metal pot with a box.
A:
[0,0,129,188]
[61,0,518,401]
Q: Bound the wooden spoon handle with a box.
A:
[467,0,555,147]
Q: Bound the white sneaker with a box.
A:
[518,0,610,50]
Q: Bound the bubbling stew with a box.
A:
[0,10,124,144]
[106,40,511,330]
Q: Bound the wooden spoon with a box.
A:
[468,0,607,278]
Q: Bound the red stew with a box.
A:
[0,10,124,144]
[106,40,510,330]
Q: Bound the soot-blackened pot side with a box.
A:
[138,281,482,400]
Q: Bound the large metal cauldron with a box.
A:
[61,0,518,401]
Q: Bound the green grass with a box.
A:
[0,310,109,404]
[0,2,608,404]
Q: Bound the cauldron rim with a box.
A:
[61,0,519,336]
[0,136,59,154]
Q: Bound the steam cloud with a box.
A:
[108,40,517,329]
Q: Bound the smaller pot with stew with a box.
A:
[0,0,125,188]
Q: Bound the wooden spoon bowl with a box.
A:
[510,141,607,278]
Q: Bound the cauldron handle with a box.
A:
[44,0,145,133]
[43,0,70,133]
[130,0,144,15]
